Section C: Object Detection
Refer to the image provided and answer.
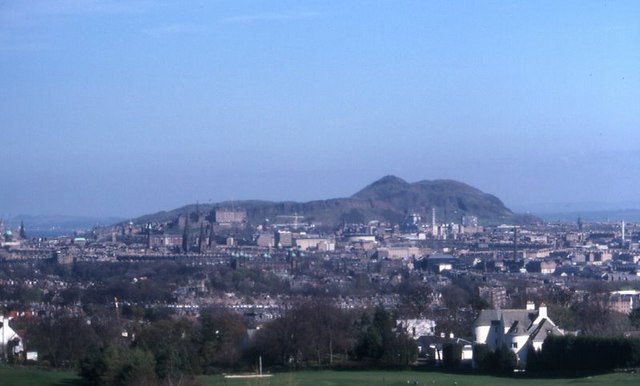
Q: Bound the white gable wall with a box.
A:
[506,333,531,365]
[0,316,23,356]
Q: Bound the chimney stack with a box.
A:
[538,303,548,319]
[526,301,535,310]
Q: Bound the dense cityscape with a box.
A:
[2,1,638,385]
[2,177,640,384]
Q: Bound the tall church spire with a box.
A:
[198,222,205,252]
[19,220,26,239]
[182,212,190,253]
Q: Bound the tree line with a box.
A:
[14,300,416,385]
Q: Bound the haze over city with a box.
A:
[5,3,640,382]
[1,0,639,218]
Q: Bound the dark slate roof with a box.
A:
[475,307,565,343]
[529,318,563,342]
[507,320,528,336]
[474,309,536,328]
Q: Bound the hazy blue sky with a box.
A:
[1,0,639,217]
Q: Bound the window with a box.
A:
[511,342,518,348]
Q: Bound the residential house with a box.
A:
[0,315,23,360]
[473,301,564,366]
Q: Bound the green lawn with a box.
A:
[201,370,640,386]
[1,366,638,386]
[0,365,80,386]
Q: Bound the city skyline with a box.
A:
[2,1,639,218]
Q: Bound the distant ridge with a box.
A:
[127,176,535,226]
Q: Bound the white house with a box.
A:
[397,318,436,338]
[0,315,24,360]
[473,301,564,366]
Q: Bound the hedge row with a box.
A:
[528,335,640,372]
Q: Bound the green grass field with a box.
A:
[2,366,639,386]
[201,370,640,386]
[0,365,80,386]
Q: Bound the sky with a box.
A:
[1,0,639,218]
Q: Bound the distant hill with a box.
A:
[351,176,514,222]
[126,175,534,227]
